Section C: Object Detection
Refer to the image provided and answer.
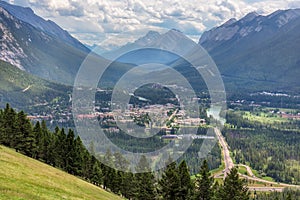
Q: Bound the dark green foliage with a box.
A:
[135,155,157,200]
[224,111,300,184]
[255,188,300,200]
[178,160,192,200]
[15,111,35,157]
[0,104,103,191]
[194,160,214,200]
[1,104,17,146]
[159,161,181,200]
[218,167,249,200]
[7,104,298,200]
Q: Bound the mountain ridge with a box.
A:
[198,8,300,92]
[0,2,89,85]
[0,0,89,52]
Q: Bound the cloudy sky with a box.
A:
[3,0,300,50]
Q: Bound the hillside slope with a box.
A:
[0,145,123,200]
[0,60,70,108]
[0,4,88,85]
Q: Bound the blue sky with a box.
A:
[3,0,300,50]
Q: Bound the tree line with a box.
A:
[1,104,250,199]
[224,111,300,184]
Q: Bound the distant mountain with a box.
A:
[199,9,300,92]
[101,29,197,65]
[0,1,89,52]
[0,2,89,85]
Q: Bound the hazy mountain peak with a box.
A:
[223,18,237,27]
[0,0,89,52]
[241,11,259,23]
[199,8,300,46]
[271,9,300,28]
[135,30,161,46]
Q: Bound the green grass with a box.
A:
[0,145,123,200]
[261,176,275,182]
[237,166,248,175]
[242,111,288,124]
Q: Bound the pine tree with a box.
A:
[65,129,80,175]
[54,128,67,168]
[102,149,115,190]
[218,167,249,200]
[159,161,180,200]
[91,157,102,186]
[0,109,5,144]
[121,172,136,199]
[194,160,214,200]
[33,121,44,159]
[15,111,35,157]
[1,104,17,147]
[135,155,157,200]
[178,160,192,200]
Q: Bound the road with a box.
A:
[214,128,300,190]
[214,128,234,177]
[248,187,284,192]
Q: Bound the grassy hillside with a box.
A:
[0,145,123,200]
[0,60,71,108]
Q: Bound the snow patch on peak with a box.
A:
[0,21,27,70]
[239,26,254,37]
[200,25,239,43]
[276,9,300,27]
[0,7,13,20]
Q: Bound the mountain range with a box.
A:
[99,9,300,92]
[0,0,300,111]
[0,1,89,85]
[199,9,300,92]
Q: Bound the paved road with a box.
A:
[248,187,284,192]
[214,128,300,190]
[214,128,234,177]
[240,174,300,188]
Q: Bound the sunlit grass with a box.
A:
[0,145,123,200]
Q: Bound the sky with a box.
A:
[3,0,300,50]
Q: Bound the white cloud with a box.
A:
[3,0,300,48]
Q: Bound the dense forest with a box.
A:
[0,103,251,199]
[2,104,300,199]
[224,111,300,184]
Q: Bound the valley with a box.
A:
[0,1,300,199]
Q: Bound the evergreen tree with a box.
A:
[135,155,157,200]
[159,161,180,200]
[54,128,67,168]
[194,160,214,200]
[82,150,93,180]
[40,120,52,163]
[91,157,102,186]
[102,149,115,190]
[33,121,44,159]
[178,160,192,200]
[1,104,17,147]
[15,111,35,157]
[0,109,5,144]
[65,129,76,174]
[218,167,249,200]
[121,172,136,199]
